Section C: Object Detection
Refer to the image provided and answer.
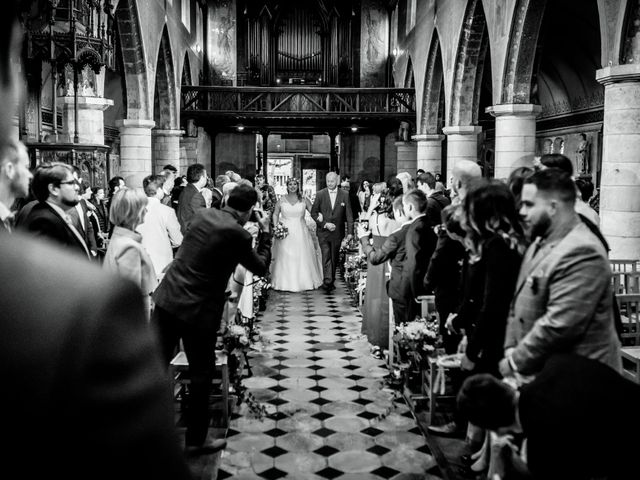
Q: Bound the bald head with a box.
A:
[452,160,482,200]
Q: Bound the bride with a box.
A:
[270,178,323,292]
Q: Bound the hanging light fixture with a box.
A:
[236,124,245,132]
[350,124,358,133]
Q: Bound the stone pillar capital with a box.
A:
[394,140,416,147]
[60,96,114,111]
[486,103,542,118]
[596,64,640,85]
[116,119,156,130]
[442,125,482,136]
[152,129,185,137]
[412,134,445,142]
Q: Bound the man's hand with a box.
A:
[460,353,475,371]
[325,222,336,232]
[317,213,323,222]
[499,357,514,378]
[445,313,458,333]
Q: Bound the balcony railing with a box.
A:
[181,86,415,118]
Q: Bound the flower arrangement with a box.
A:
[393,315,440,356]
[273,222,289,239]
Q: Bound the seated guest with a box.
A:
[358,196,412,324]
[103,188,157,320]
[458,354,640,480]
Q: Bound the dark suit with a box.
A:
[519,354,639,479]
[425,191,451,227]
[20,201,90,258]
[311,187,353,286]
[153,207,272,446]
[68,199,98,254]
[403,215,438,320]
[361,223,411,323]
[177,183,206,234]
[0,232,191,479]
[210,187,223,209]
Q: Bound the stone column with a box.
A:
[596,64,640,259]
[395,140,417,179]
[413,134,444,174]
[487,104,541,180]
[60,96,114,144]
[116,119,155,189]
[442,126,481,181]
[152,129,183,173]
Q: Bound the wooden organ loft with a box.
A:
[237,1,361,87]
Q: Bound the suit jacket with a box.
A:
[177,183,206,234]
[153,207,272,330]
[137,197,183,277]
[0,232,191,479]
[504,220,622,375]
[311,187,354,241]
[403,215,438,299]
[423,229,466,314]
[426,191,451,227]
[361,223,410,301]
[520,354,639,479]
[210,187,223,209]
[20,201,90,258]
[68,199,98,253]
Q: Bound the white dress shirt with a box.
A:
[328,188,337,209]
[137,196,183,278]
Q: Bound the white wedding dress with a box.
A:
[270,200,323,292]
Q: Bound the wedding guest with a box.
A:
[255,174,276,215]
[91,186,109,235]
[0,139,31,233]
[68,179,99,259]
[177,163,207,234]
[396,171,414,192]
[357,179,372,216]
[153,184,272,455]
[507,166,533,208]
[416,172,451,228]
[363,182,387,219]
[360,193,401,347]
[575,177,600,226]
[103,188,157,320]
[159,167,176,207]
[0,3,191,477]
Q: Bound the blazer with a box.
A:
[177,183,206,234]
[311,187,354,241]
[361,223,411,301]
[103,226,157,319]
[19,201,90,258]
[153,207,272,330]
[0,232,191,479]
[425,191,451,227]
[68,199,98,253]
[504,220,622,375]
[137,197,183,277]
[403,215,438,299]
[423,229,466,315]
[210,187,223,209]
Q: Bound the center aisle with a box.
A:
[217,282,444,480]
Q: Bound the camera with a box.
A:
[360,220,369,231]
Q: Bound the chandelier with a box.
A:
[21,0,115,143]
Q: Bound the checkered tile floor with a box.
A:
[217,282,443,480]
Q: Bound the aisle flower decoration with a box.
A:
[273,223,289,239]
[393,315,440,357]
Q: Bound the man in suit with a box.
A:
[160,165,177,207]
[68,178,99,259]
[0,139,31,232]
[153,184,272,454]
[0,2,191,478]
[137,174,183,279]
[417,171,451,226]
[403,189,438,321]
[358,196,412,323]
[311,171,354,291]
[177,163,207,234]
[211,174,229,209]
[458,354,640,479]
[20,162,91,259]
[500,168,621,378]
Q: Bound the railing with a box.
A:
[26,142,112,188]
[181,86,415,117]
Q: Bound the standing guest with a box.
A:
[91,186,109,235]
[341,178,361,221]
[20,162,90,258]
[177,163,207,234]
[159,167,176,207]
[360,193,401,347]
[507,166,534,209]
[213,174,231,209]
[575,177,600,226]
[458,354,640,480]
[68,179,99,259]
[417,172,451,227]
[255,174,276,214]
[0,2,192,477]
[171,175,187,211]
[137,175,183,280]
[396,171,414,193]
[311,171,354,291]
[107,175,125,210]
[0,140,31,233]
[358,196,411,324]
[357,180,372,217]
[416,168,426,176]
[222,181,238,207]
[500,168,621,379]
[153,184,272,455]
[402,189,438,320]
[103,188,157,320]
[201,176,214,208]
[363,182,387,219]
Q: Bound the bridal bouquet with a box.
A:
[273,222,289,239]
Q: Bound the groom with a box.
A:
[311,172,354,291]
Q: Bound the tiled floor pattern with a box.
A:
[217,282,444,480]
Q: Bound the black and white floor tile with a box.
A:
[217,281,444,480]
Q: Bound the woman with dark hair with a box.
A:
[357,179,372,215]
[507,166,533,207]
[270,178,322,291]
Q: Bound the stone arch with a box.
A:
[449,0,492,126]
[404,55,415,88]
[181,52,193,86]
[420,30,445,134]
[153,25,178,130]
[501,0,547,104]
[114,0,149,119]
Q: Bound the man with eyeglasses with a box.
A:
[19,162,91,258]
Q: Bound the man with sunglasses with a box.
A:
[20,162,91,258]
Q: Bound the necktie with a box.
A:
[329,189,336,208]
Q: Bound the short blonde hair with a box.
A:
[109,187,148,230]
[372,182,386,194]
